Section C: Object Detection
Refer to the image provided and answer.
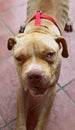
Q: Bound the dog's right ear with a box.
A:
[7,37,16,50]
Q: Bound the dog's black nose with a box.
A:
[28,72,42,83]
[26,71,49,95]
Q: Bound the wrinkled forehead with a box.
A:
[14,33,59,52]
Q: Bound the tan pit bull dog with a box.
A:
[7,0,72,130]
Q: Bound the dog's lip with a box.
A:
[32,86,40,91]
[28,85,47,96]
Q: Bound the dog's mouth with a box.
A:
[28,85,48,96]
[24,71,50,96]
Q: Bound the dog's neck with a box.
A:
[25,19,60,35]
[24,11,61,36]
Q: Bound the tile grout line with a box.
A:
[0,19,15,35]
[0,108,16,130]
[56,83,62,92]
[0,118,17,130]
[58,78,75,88]
[0,2,27,36]
[1,118,17,130]
[0,110,10,130]
[0,125,10,130]
[57,80,75,104]
[63,88,75,104]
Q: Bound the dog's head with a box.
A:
[7,28,68,96]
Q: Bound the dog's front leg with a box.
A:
[35,88,56,130]
[16,85,29,130]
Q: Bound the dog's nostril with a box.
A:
[35,75,41,80]
[28,73,41,82]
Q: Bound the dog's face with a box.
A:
[7,28,68,96]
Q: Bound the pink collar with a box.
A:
[29,11,61,34]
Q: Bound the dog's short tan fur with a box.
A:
[26,0,69,31]
[7,0,71,130]
[20,0,72,33]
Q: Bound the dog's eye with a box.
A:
[15,57,24,64]
[46,52,55,62]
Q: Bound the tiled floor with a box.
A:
[0,0,75,130]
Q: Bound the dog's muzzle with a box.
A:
[26,70,49,96]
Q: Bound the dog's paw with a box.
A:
[19,23,26,33]
[64,18,73,32]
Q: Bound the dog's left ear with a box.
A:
[55,36,69,58]
[7,37,16,50]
